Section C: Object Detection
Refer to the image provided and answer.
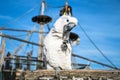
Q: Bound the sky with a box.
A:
[0,0,120,70]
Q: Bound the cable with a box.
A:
[46,3,64,8]
[78,22,118,69]
[1,4,39,27]
[22,25,36,56]
[72,53,118,70]
[47,5,64,8]
[12,25,36,57]
[46,24,51,31]
[9,34,28,37]
[8,39,18,49]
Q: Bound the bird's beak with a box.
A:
[64,22,76,32]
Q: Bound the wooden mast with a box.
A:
[38,0,45,61]
[0,35,6,71]
[32,0,52,69]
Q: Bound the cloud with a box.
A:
[0,15,12,20]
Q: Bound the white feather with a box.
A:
[44,15,78,70]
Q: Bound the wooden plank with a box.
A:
[25,70,120,80]
[0,34,42,46]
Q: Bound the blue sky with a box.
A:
[0,0,120,69]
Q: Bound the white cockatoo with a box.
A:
[43,15,79,70]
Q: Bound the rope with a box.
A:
[9,34,28,37]
[0,27,48,34]
[12,25,36,57]
[78,22,118,69]
[0,34,42,46]
[23,25,35,55]
[72,53,118,70]
[46,3,64,8]
[1,4,39,27]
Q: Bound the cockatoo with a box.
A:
[43,15,79,70]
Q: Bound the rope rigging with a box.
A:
[78,22,118,69]
[11,25,36,57]
[1,3,39,27]
[72,53,119,70]
[0,33,119,69]
[9,34,28,37]
[46,3,64,8]
[57,0,118,69]
[0,34,42,46]
[1,0,119,70]
[0,27,48,33]
[39,0,119,69]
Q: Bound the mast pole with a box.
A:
[38,0,45,60]
[65,0,68,5]
[0,37,6,71]
[32,0,51,69]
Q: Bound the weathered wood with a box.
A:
[0,37,6,71]
[4,57,43,62]
[0,34,42,46]
[0,27,48,33]
[25,70,120,80]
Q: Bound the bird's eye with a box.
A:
[66,19,69,22]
